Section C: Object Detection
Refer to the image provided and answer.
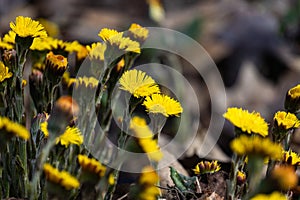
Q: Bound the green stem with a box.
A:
[227,153,240,200]
[19,139,29,197]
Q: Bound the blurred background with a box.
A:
[1,0,300,173]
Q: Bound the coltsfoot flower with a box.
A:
[223,107,269,137]
[0,117,30,140]
[0,61,13,82]
[230,135,282,160]
[43,163,80,190]
[285,84,300,112]
[143,93,183,117]
[98,28,120,42]
[119,69,160,98]
[193,160,221,175]
[282,150,300,166]
[45,51,68,82]
[251,191,287,200]
[69,76,99,89]
[86,42,106,60]
[10,16,47,38]
[78,154,106,177]
[274,111,300,130]
[128,23,149,42]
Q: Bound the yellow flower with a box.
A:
[0,117,30,140]
[138,166,160,200]
[41,122,83,147]
[30,37,52,51]
[282,150,300,166]
[274,111,300,130]
[10,16,47,38]
[250,191,287,200]
[0,38,13,50]
[77,154,106,177]
[119,69,160,98]
[46,51,68,69]
[45,51,68,83]
[98,28,120,41]
[223,107,269,137]
[230,135,282,160]
[271,165,298,191]
[76,45,89,60]
[237,170,246,184]
[108,173,115,185]
[86,42,106,60]
[43,163,80,190]
[130,116,163,161]
[193,160,221,175]
[0,61,13,82]
[143,94,183,117]
[3,31,16,44]
[288,84,300,99]
[68,76,99,89]
[129,23,149,41]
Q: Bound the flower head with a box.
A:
[223,107,269,137]
[69,76,99,89]
[78,154,106,177]
[43,163,80,190]
[250,191,287,200]
[193,160,221,175]
[10,16,47,38]
[30,37,52,51]
[45,51,68,83]
[128,23,149,42]
[41,122,83,147]
[288,84,300,99]
[237,170,246,185]
[274,111,300,130]
[3,31,16,44]
[119,69,160,98]
[143,94,183,117]
[285,84,300,112]
[0,38,13,50]
[0,61,13,82]
[282,150,300,166]
[0,117,30,140]
[130,116,163,161]
[136,166,160,200]
[271,165,298,191]
[230,135,282,160]
[98,28,120,41]
[86,42,106,60]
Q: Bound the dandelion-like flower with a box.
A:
[0,117,30,140]
[43,163,80,190]
[44,51,68,83]
[3,31,16,44]
[288,84,300,99]
[30,37,52,51]
[271,165,298,191]
[193,160,221,175]
[119,69,160,98]
[230,135,282,160]
[138,166,160,200]
[143,94,183,117]
[130,116,163,161]
[69,76,99,89]
[10,16,47,38]
[41,122,83,147]
[86,42,106,60]
[78,154,106,177]
[0,38,13,50]
[274,111,300,130]
[223,107,269,137]
[0,61,13,82]
[250,191,287,200]
[282,150,300,166]
[285,84,300,112]
[128,23,149,42]
[98,28,120,41]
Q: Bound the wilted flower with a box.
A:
[223,107,269,137]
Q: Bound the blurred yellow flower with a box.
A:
[119,69,160,98]
[230,135,282,159]
[30,37,52,51]
[271,165,298,191]
[10,16,47,38]
[143,94,183,117]
[43,163,80,190]
[282,150,300,166]
[0,116,30,140]
[0,39,13,50]
[223,107,268,137]
[274,111,300,130]
[78,154,106,177]
[41,122,83,147]
[129,23,149,41]
[0,61,13,82]
[69,76,99,89]
[130,116,163,161]
[98,28,120,41]
[193,160,221,175]
[3,31,16,44]
[251,191,287,200]
[86,42,106,60]
[138,166,160,200]
[288,84,300,99]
